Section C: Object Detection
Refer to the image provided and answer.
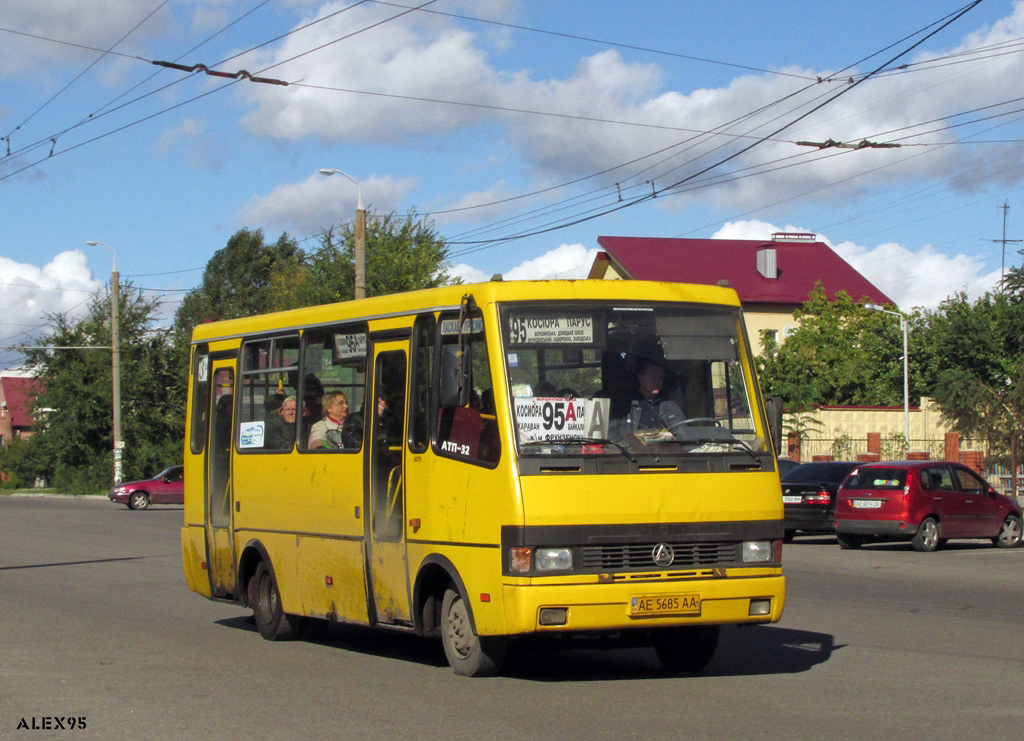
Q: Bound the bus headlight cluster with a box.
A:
[742,540,772,563]
[509,547,572,573]
[535,548,572,571]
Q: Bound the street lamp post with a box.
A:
[319,168,366,300]
[865,303,910,454]
[87,240,123,485]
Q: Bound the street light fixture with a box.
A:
[87,240,123,485]
[319,168,366,300]
[865,303,910,454]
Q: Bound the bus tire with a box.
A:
[654,624,720,674]
[251,561,296,641]
[440,587,506,677]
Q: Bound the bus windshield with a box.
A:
[501,301,767,461]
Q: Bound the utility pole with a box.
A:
[319,168,366,299]
[984,201,1021,284]
[87,241,123,485]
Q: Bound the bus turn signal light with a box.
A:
[509,547,532,573]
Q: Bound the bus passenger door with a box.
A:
[206,361,236,598]
[367,341,411,624]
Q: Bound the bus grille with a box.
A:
[580,541,738,571]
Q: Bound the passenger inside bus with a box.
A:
[265,395,297,449]
[308,392,349,449]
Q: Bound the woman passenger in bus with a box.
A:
[308,392,349,449]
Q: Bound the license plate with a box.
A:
[782,495,802,504]
[853,499,882,509]
[630,593,701,617]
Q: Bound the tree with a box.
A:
[756,284,920,408]
[915,291,1024,471]
[268,209,458,311]
[172,228,300,348]
[20,286,182,493]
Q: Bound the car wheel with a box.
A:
[836,532,863,550]
[912,517,941,552]
[993,515,1023,548]
[440,587,506,677]
[127,492,150,510]
[654,625,720,674]
[251,562,296,641]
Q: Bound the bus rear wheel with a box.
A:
[654,625,720,673]
[440,587,506,677]
[250,562,296,641]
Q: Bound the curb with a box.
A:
[7,491,108,500]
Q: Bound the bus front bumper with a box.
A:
[497,574,785,636]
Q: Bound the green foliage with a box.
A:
[172,228,300,348]
[783,408,823,442]
[915,291,1024,466]
[0,436,45,488]
[831,432,854,461]
[17,286,183,492]
[881,432,908,461]
[268,209,458,311]
[756,283,921,407]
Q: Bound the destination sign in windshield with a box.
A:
[507,314,596,346]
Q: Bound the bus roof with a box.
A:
[189,279,742,345]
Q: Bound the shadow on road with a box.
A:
[216,614,836,680]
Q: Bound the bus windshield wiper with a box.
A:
[521,436,637,464]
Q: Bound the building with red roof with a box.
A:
[0,374,42,445]
[588,233,894,354]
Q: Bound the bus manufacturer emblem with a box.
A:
[652,543,675,567]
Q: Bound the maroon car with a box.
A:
[834,460,1023,551]
[108,466,184,510]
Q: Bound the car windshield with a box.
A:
[501,301,768,464]
[844,467,907,490]
[783,462,858,484]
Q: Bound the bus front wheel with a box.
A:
[654,625,720,673]
[441,587,506,677]
[250,562,296,641]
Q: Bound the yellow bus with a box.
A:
[182,279,785,676]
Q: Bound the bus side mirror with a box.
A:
[440,344,472,407]
[764,396,784,456]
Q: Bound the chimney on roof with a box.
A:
[771,232,816,242]
[756,247,777,279]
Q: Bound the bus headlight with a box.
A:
[535,548,573,571]
[742,540,772,563]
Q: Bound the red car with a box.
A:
[834,460,1023,551]
[108,466,184,510]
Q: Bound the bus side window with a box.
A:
[299,325,367,451]
[410,313,436,453]
[239,336,300,452]
[190,347,210,455]
[435,314,500,466]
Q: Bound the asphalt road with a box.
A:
[2,495,1023,739]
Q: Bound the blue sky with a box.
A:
[3,0,1024,369]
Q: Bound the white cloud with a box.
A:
[155,118,222,170]
[0,0,169,77]
[238,171,418,234]
[0,251,103,354]
[236,2,1024,213]
[451,243,599,285]
[831,239,1001,311]
[713,219,1001,310]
